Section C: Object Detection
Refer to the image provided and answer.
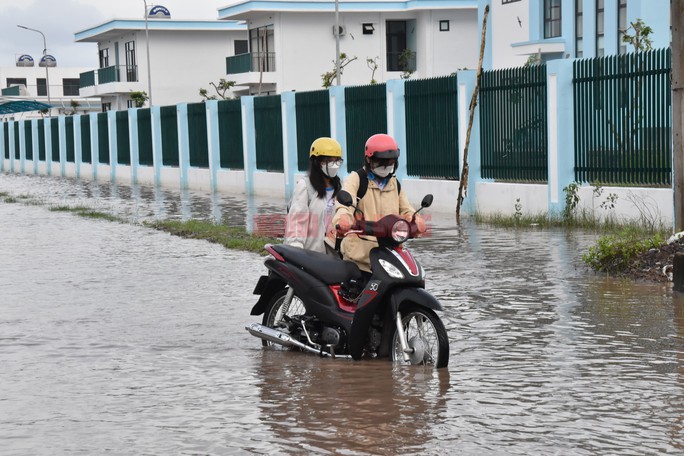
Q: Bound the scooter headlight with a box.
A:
[391,219,410,243]
[379,259,405,279]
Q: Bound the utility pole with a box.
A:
[673,0,684,231]
[335,0,341,85]
[143,0,153,106]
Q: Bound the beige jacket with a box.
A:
[332,171,415,272]
[285,178,336,253]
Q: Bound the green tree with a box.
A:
[129,91,149,108]
[199,79,237,101]
[321,53,358,88]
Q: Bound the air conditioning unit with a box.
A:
[332,25,346,36]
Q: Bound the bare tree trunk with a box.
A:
[456,5,489,225]
[673,0,684,231]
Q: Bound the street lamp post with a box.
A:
[17,25,51,114]
[143,0,153,106]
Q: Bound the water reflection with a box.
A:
[252,350,451,455]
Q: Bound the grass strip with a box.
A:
[145,219,280,254]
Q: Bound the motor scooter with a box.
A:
[246,191,449,368]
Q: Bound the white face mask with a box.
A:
[321,162,341,178]
[372,165,394,178]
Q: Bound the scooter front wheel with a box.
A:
[262,288,307,348]
[391,305,449,368]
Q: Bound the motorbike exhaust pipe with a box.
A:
[245,322,332,357]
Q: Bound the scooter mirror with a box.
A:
[421,194,434,208]
[337,190,354,207]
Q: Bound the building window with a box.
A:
[125,41,137,82]
[6,78,27,88]
[249,25,275,72]
[386,20,416,72]
[102,102,111,112]
[575,0,583,58]
[99,48,109,68]
[596,0,604,57]
[234,39,248,55]
[618,0,627,54]
[62,79,80,96]
[544,0,562,38]
[37,78,47,96]
[439,20,450,32]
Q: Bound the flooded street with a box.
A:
[1,173,683,455]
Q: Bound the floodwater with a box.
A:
[1,173,683,455]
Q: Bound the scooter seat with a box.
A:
[272,245,362,285]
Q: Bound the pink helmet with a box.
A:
[364,134,400,159]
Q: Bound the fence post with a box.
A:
[281,91,298,199]
[387,79,407,181]
[329,85,347,180]
[129,108,139,184]
[74,115,82,178]
[58,115,67,177]
[0,123,5,173]
[546,59,575,213]
[151,106,162,186]
[90,112,99,180]
[107,110,117,183]
[241,96,256,195]
[19,120,26,174]
[176,103,190,189]
[457,69,482,215]
[205,100,220,192]
[31,119,38,175]
[9,121,16,174]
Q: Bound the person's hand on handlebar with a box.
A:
[336,213,353,236]
[403,213,427,236]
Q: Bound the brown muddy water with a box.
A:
[1,173,683,455]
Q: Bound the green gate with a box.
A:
[80,115,91,164]
[187,102,209,168]
[38,119,46,161]
[218,99,244,169]
[344,84,387,172]
[24,121,33,160]
[160,105,179,167]
[405,76,459,179]
[13,123,20,159]
[50,118,60,162]
[97,113,109,164]
[65,117,75,163]
[295,90,331,171]
[480,65,548,182]
[573,48,671,186]
[254,95,284,171]
[137,109,153,166]
[115,111,130,165]
[3,123,9,159]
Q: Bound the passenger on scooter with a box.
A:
[333,133,427,273]
[284,137,343,256]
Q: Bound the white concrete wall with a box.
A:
[476,182,549,216]
[490,0,531,69]
[576,186,673,227]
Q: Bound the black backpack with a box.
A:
[355,168,401,200]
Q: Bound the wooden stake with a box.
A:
[456,5,489,225]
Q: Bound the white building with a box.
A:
[0,55,100,119]
[217,0,479,95]
[74,13,247,110]
[484,0,671,70]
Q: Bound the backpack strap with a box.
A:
[355,167,401,200]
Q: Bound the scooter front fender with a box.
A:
[250,273,286,316]
[389,287,444,315]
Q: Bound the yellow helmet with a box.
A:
[310,137,342,158]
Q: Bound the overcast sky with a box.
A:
[0,0,233,68]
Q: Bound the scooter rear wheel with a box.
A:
[390,305,449,368]
[262,288,307,348]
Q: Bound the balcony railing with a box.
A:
[1,86,21,96]
[226,52,276,75]
[79,65,139,88]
